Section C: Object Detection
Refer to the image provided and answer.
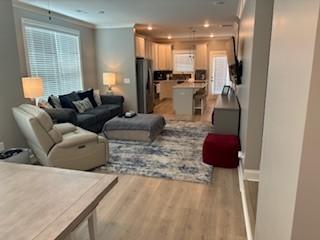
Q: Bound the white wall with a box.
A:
[95,28,138,111]
[255,0,320,239]
[237,0,273,171]
[291,17,320,238]
[237,0,256,171]
[0,0,26,148]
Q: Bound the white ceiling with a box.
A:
[18,0,240,39]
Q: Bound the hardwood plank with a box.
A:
[77,169,246,240]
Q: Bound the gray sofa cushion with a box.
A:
[85,107,112,122]
[76,113,97,128]
[45,108,77,124]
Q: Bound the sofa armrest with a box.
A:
[100,95,124,105]
[54,123,77,134]
[56,131,98,148]
[45,108,77,124]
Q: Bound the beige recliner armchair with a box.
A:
[12,104,108,170]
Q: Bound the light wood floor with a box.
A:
[76,96,247,240]
[76,170,246,240]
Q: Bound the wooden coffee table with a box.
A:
[0,162,118,240]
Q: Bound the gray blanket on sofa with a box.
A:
[103,114,166,136]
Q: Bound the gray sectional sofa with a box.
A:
[45,91,124,133]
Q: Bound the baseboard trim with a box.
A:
[238,161,253,240]
[243,169,260,182]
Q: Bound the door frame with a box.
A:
[209,51,228,96]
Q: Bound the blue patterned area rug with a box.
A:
[100,121,214,184]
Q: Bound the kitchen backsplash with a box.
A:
[154,71,194,81]
[171,74,192,80]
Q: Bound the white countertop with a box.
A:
[173,82,208,89]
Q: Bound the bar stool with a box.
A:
[194,89,206,115]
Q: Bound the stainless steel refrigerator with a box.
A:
[136,58,154,113]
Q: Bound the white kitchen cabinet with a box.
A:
[152,42,159,70]
[158,44,172,70]
[152,43,172,70]
[135,36,145,58]
[145,39,153,60]
[195,43,208,69]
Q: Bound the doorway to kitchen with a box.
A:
[209,51,231,96]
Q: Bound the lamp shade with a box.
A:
[22,77,44,98]
[103,72,116,86]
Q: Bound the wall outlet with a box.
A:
[0,142,5,151]
[124,78,130,84]
[238,151,245,160]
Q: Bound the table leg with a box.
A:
[88,209,98,240]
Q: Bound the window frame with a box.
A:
[21,18,84,97]
[172,50,195,74]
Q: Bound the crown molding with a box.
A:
[153,34,233,42]
[95,23,135,29]
[12,0,95,29]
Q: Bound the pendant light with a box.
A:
[48,0,52,20]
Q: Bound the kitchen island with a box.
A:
[172,81,208,117]
[156,79,189,100]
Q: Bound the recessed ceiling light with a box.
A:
[204,23,210,28]
[167,35,172,40]
[147,26,153,31]
[210,33,214,38]
[75,9,88,14]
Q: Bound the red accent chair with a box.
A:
[203,134,240,168]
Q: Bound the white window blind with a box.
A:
[23,21,83,97]
[173,51,195,72]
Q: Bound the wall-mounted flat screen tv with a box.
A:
[226,37,242,85]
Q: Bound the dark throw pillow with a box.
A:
[48,95,62,108]
[78,89,97,107]
[59,92,80,110]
